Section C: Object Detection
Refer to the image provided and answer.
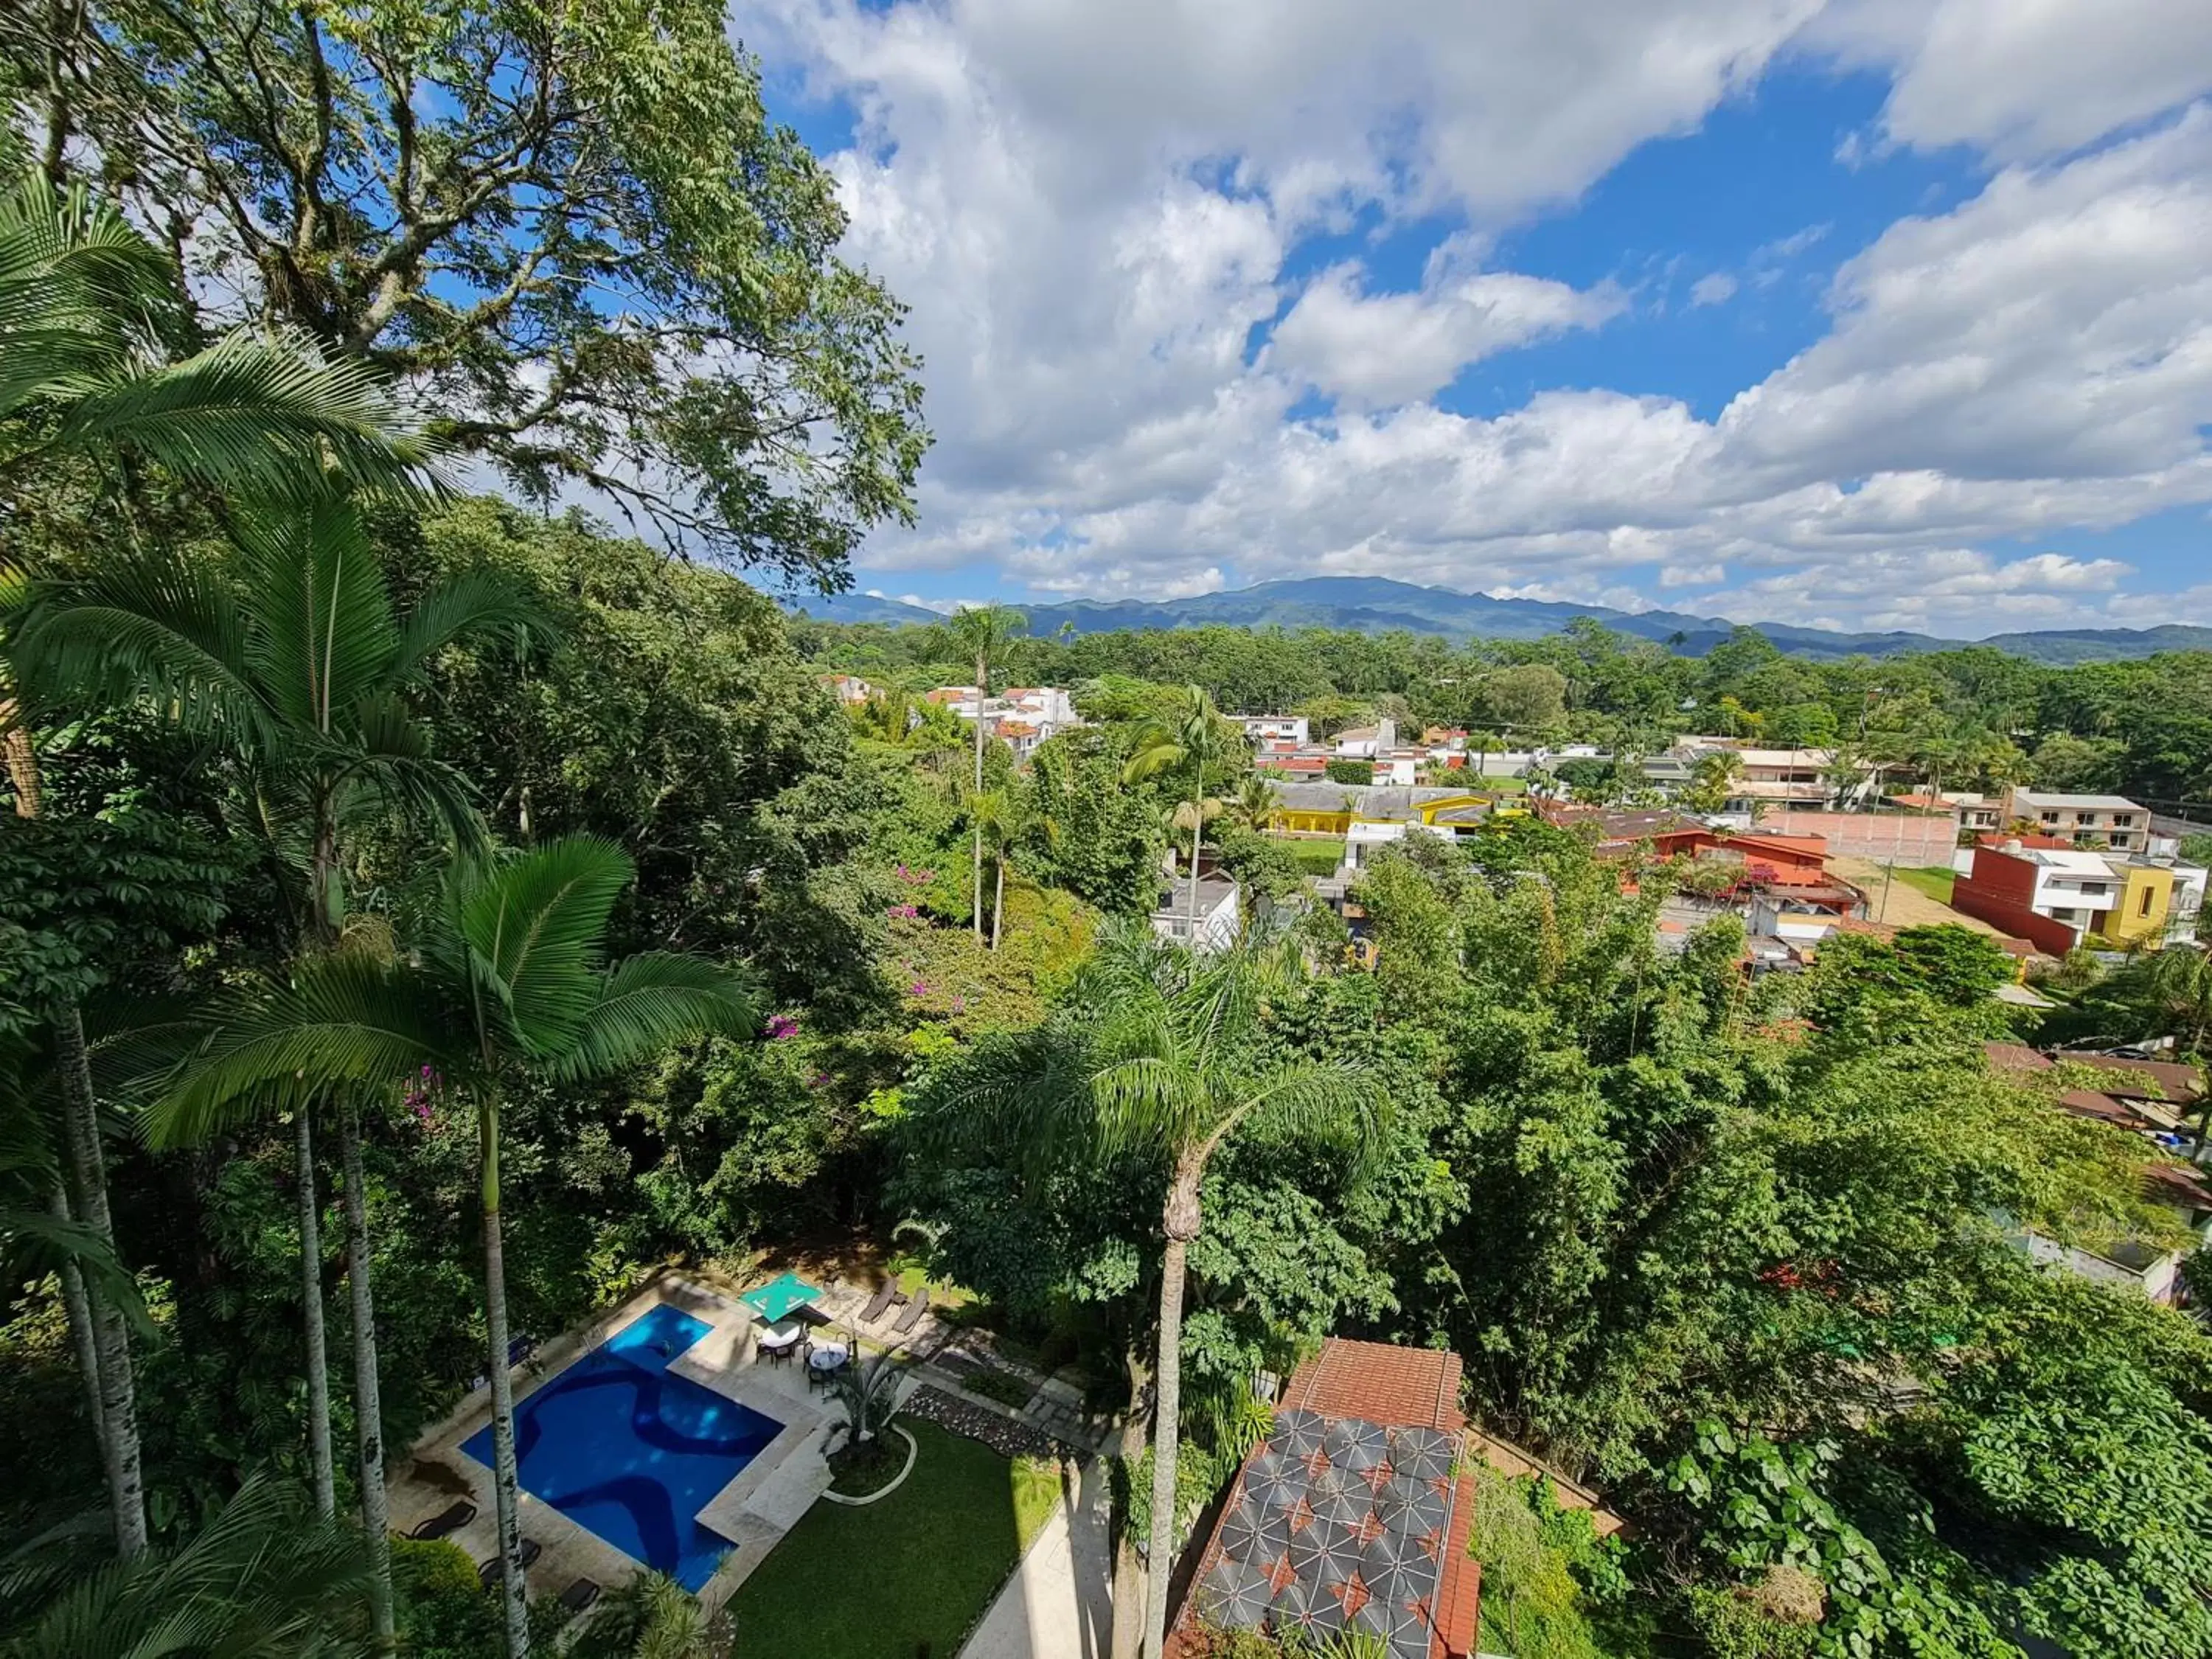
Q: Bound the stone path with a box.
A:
[959,1457,1115,1659]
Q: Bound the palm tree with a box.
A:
[1230,775,1278,832]
[944,930,1382,1659]
[947,605,1026,941]
[15,501,538,1630]
[156,836,754,1658]
[567,1571,731,1659]
[1125,686,1233,943]
[830,1340,906,1454]
[973,787,1059,951]
[0,1472,375,1659]
[0,167,428,1558]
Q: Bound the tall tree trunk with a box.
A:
[51,1178,105,1458]
[479,1096,530,1658]
[341,1101,394,1647]
[1110,1343,1153,1659]
[1141,1158,1203,1659]
[53,1006,147,1555]
[5,721,41,815]
[972,651,987,942]
[991,854,1006,951]
[295,1105,334,1517]
[1183,789,1205,945]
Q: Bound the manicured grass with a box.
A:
[1276,837,1346,876]
[1890,865,1958,905]
[726,1421,1062,1658]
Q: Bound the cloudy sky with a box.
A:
[733,0,2212,637]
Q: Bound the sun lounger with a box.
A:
[558,1578,602,1614]
[860,1278,905,1324]
[478,1537,542,1588]
[409,1500,476,1540]
[891,1284,931,1338]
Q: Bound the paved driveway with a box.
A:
[959,1458,1114,1659]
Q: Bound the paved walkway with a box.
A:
[959,1458,1115,1659]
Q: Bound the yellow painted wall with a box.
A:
[2093,865,2172,947]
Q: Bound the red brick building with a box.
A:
[1167,1338,1481,1658]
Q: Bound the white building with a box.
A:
[1237,714,1310,746]
[929,685,1084,757]
[1999,788,2149,852]
[1343,818,1454,871]
[1151,878,1241,953]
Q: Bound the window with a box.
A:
[2112,814,2135,827]
[2041,811,2060,824]
[2140,886,2155,917]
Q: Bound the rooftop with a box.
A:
[2009,789,2147,811]
[2016,848,2119,875]
[1155,877,1238,916]
[1172,1339,1477,1659]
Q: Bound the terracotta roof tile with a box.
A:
[1430,1473,1483,1659]
[1279,1338,1465,1433]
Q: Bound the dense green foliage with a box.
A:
[4,60,2212,1659]
[799,614,2212,806]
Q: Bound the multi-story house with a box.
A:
[1235,714,1310,746]
[1998,787,2149,852]
[1950,836,2123,953]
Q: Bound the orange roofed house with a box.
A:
[1167,1338,1481,1659]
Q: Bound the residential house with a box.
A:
[821,672,874,705]
[1542,806,1717,861]
[1237,714,1310,746]
[1151,878,1241,953]
[1950,838,2123,954]
[1658,737,1853,811]
[1262,783,1495,842]
[928,684,1084,756]
[1334,718,1397,759]
[1344,818,1455,870]
[1997,787,2149,852]
[1166,1337,1481,1659]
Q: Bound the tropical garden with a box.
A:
[4,6,2212,1659]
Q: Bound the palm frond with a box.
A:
[389,567,552,684]
[49,326,438,504]
[7,546,269,740]
[539,953,754,1085]
[456,835,633,1057]
[230,501,399,731]
[329,698,487,853]
[148,955,452,1148]
[3,1472,375,1659]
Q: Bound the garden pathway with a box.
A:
[958,1456,1114,1659]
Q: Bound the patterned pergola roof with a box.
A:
[1185,1348,1478,1659]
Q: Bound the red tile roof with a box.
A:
[1430,1481,1483,1659]
[1984,1041,2053,1076]
[1277,1338,1465,1434]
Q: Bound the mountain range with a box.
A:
[782,577,2212,665]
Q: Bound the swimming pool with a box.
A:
[462,1304,784,1590]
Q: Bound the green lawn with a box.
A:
[1890,865,1958,904]
[725,1421,1067,1659]
[1276,836,1346,876]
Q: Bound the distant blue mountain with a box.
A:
[781,576,2212,663]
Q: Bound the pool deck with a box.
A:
[390,1270,840,1613]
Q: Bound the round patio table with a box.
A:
[758,1320,804,1356]
[807,1342,851,1378]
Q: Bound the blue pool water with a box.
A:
[462,1304,783,1590]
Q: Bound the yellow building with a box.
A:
[1260,784,1495,837]
[2092,862,2174,948]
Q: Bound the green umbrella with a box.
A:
[740,1271,825,1324]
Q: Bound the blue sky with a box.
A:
[734,0,2212,637]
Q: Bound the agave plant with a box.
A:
[830,1338,907,1453]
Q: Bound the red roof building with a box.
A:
[1168,1339,1481,1659]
